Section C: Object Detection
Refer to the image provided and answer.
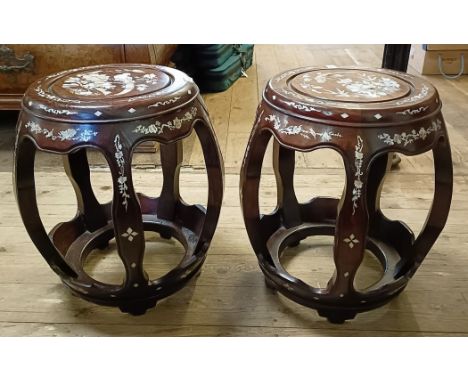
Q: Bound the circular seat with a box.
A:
[240,66,453,323]
[14,64,224,315]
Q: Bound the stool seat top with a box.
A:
[264,67,440,126]
[23,64,198,123]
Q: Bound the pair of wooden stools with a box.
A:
[14,64,453,323]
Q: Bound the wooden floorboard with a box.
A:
[0,45,467,336]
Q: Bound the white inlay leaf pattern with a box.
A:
[114,135,130,211]
[352,136,364,215]
[25,121,98,142]
[265,115,342,141]
[133,107,197,135]
[378,119,442,147]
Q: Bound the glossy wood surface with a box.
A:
[13,64,224,315]
[240,67,453,323]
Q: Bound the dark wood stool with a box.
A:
[14,64,224,315]
[240,67,453,323]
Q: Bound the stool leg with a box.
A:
[321,136,371,323]
[366,153,415,256]
[366,153,391,218]
[240,129,273,259]
[158,141,183,239]
[405,134,453,277]
[63,149,108,237]
[193,119,224,253]
[273,141,301,232]
[108,134,149,315]
[14,136,77,279]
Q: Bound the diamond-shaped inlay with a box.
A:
[344,234,359,248]
[187,90,192,95]
[122,227,138,242]
[128,108,136,114]
[340,113,349,119]
[374,113,383,120]
[272,95,276,100]
[94,111,102,117]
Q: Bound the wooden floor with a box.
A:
[1,45,468,336]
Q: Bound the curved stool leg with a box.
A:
[323,136,371,323]
[240,128,273,261]
[366,152,415,259]
[273,141,301,230]
[63,148,108,244]
[14,136,77,279]
[405,134,453,277]
[366,153,390,224]
[192,118,224,254]
[158,140,183,239]
[108,134,149,315]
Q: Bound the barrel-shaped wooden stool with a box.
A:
[240,67,453,323]
[14,64,224,315]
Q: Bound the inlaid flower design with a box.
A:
[352,136,364,215]
[24,121,98,142]
[264,115,341,141]
[114,135,130,211]
[378,119,442,147]
[133,107,198,135]
[62,70,159,97]
[298,72,401,99]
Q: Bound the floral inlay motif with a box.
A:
[62,70,159,97]
[265,114,341,142]
[378,119,442,147]
[25,121,98,142]
[122,227,138,242]
[114,135,130,211]
[297,71,401,99]
[133,107,197,135]
[344,234,360,249]
[352,136,364,215]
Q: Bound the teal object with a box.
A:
[194,45,235,69]
[171,44,255,93]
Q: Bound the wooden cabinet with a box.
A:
[0,44,177,110]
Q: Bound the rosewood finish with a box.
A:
[14,64,224,315]
[240,67,453,323]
